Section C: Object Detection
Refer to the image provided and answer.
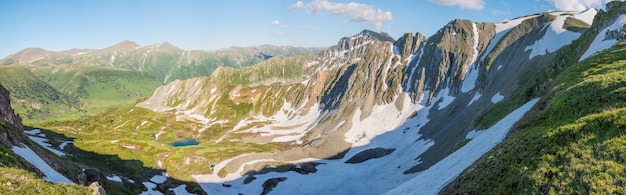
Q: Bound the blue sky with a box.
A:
[0,0,611,58]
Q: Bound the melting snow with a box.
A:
[579,15,626,61]
[386,98,539,194]
[106,175,123,182]
[465,129,485,139]
[195,94,435,194]
[59,141,72,149]
[435,88,455,110]
[233,102,320,144]
[24,129,41,136]
[28,136,65,156]
[150,172,168,184]
[140,182,162,195]
[491,92,505,103]
[11,144,74,184]
[171,185,191,194]
[467,92,482,107]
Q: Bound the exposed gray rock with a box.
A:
[345,148,395,164]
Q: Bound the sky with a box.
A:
[0,0,614,58]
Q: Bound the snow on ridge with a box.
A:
[495,15,539,33]
[460,23,481,93]
[11,144,74,184]
[579,14,626,62]
[525,12,584,59]
[385,98,539,195]
[574,8,598,26]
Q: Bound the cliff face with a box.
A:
[0,84,23,131]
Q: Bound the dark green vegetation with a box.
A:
[443,41,626,194]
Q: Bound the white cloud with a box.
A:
[293,0,393,29]
[276,32,285,36]
[281,24,289,28]
[547,0,606,11]
[271,20,280,25]
[300,26,318,31]
[428,0,485,10]
[290,1,305,11]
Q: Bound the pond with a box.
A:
[170,138,199,147]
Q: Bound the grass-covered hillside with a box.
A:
[442,41,626,194]
[0,65,161,125]
[0,124,90,194]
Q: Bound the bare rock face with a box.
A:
[0,84,23,132]
[0,83,23,147]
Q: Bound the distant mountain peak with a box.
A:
[358,29,395,42]
[150,42,181,52]
[103,40,140,52]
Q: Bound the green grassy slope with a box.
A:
[0,66,79,124]
[1,65,162,125]
[442,41,626,194]
[0,124,90,194]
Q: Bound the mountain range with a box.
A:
[0,1,626,194]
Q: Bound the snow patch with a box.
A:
[233,102,320,144]
[150,172,168,184]
[574,9,598,25]
[386,98,539,194]
[491,92,505,103]
[345,93,424,146]
[28,136,65,156]
[59,141,72,149]
[435,88,455,110]
[11,144,74,184]
[106,175,123,183]
[171,184,191,194]
[465,129,484,139]
[24,129,41,136]
[467,92,482,107]
[140,182,162,195]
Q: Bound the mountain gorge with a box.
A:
[2,1,626,194]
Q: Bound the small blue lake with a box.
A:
[170,138,199,147]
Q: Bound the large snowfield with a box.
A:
[11,144,74,184]
[193,91,539,194]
